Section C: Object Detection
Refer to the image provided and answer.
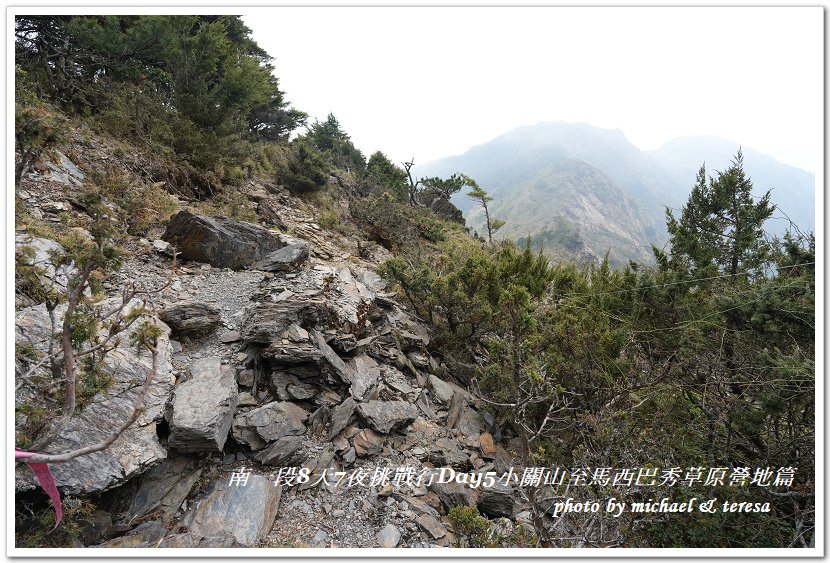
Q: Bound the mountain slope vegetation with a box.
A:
[418,122,814,265]
[14,15,815,550]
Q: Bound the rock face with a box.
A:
[123,456,203,522]
[346,354,380,402]
[479,483,515,518]
[253,242,311,272]
[430,480,480,512]
[159,301,221,339]
[162,210,284,270]
[180,475,282,547]
[14,235,76,303]
[232,401,309,450]
[356,401,419,434]
[14,300,175,495]
[168,357,238,453]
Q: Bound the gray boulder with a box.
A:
[180,474,281,547]
[241,301,332,345]
[429,437,469,468]
[453,406,484,438]
[231,401,309,450]
[162,210,284,270]
[416,514,448,539]
[328,396,356,439]
[311,329,355,385]
[428,374,454,404]
[123,456,203,522]
[255,435,307,466]
[253,242,311,272]
[479,482,515,518]
[352,428,384,458]
[159,301,221,339]
[346,354,380,402]
[168,357,238,452]
[96,520,167,548]
[429,480,480,512]
[356,400,418,434]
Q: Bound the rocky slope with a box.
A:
[14,134,532,549]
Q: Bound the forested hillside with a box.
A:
[14,15,815,550]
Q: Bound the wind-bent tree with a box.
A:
[466,176,505,243]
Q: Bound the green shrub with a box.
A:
[279,137,329,194]
[87,164,179,236]
[197,187,258,223]
[15,103,67,185]
[15,497,97,548]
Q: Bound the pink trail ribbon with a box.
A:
[15,448,62,529]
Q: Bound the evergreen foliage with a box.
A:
[364,151,408,200]
[306,113,366,172]
[280,137,330,194]
[665,150,775,278]
[465,176,505,242]
[379,158,814,546]
[14,15,305,174]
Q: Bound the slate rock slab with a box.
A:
[180,475,282,547]
[416,514,447,539]
[479,482,515,518]
[346,354,380,402]
[253,242,311,272]
[124,456,203,523]
[255,435,307,466]
[428,374,454,404]
[356,400,418,434]
[168,357,238,452]
[352,428,384,458]
[162,210,284,270]
[328,396,356,439]
[376,523,401,548]
[429,480,480,512]
[159,301,221,339]
[96,520,167,548]
[232,401,309,450]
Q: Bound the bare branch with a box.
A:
[24,339,159,464]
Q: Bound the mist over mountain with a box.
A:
[416,122,815,265]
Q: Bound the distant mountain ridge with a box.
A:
[416,122,815,266]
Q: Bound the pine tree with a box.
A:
[465,176,505,243]
[666,150,774,278]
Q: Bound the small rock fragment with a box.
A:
[376,523,401,548]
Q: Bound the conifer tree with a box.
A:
[666,150,774,278]
[465,176,505,243]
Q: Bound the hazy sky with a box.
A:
[242,6,822,174]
